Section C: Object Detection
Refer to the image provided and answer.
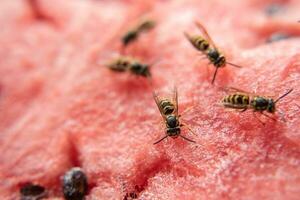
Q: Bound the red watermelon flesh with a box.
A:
[0,0,300,199]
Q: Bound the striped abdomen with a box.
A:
[222,93,250,108]
[186,34,210,51]
[159,99,175,115]
[108,58,131,72]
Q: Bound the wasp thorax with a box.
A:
[166,115,178,128]
[166,115,180,137]
[207,49,226,67]
[251,97,269,111]
[207,49,220,60]
[130,62,150,77]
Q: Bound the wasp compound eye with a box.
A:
[20,183,47,200]
[62,167,88,200]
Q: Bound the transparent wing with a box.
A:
[194,21,217,49]
[172,86,179,116]
[223,86,252,95]
[224,86,277,98]
[153,91,167,120]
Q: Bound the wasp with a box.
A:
[184,21,242,84]
[153,87,196,144]
[106,56,151,78]
[62,167,88,200]
[122,19,155,47]
[123,192,138,200]
[221,87,293,124]
[20,183,47,200]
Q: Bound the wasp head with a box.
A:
[130,62,151,77]
[267,99,276,113]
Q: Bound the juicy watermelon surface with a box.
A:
[0,0,300,199]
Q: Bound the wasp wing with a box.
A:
[153,91,167,120]
[223,86,252,94]
[172,86,179,116]
[224,86,278,98]
[194,21,218,50]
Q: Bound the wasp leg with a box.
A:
[277,109,286,122]
[179,135,196,143]
[239,108,248,112]
[152,119,164,127]
[211,67,219,84]
[253,111,266,126]
[179,105,196,117]
[181,123,197,136]
[261,112,276,121]
[153,135,168,145]
[191,54,207,67]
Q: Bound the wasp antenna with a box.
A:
[211,67,219,84]
[179,135,196,143]
[194,20,203,28]
[226,62,243,68]
[182,122,197,136]
[253,112,266,126]
[153,135,168,145]
[274,88,293,103]
[183,31,192,40]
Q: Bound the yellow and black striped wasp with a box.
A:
[221,87,293,125]
[106,56,152,78]
[122,19,155,47]
[184,21,242,84]
[153,87,196,144]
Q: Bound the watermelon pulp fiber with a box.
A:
[0,0,300,199]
